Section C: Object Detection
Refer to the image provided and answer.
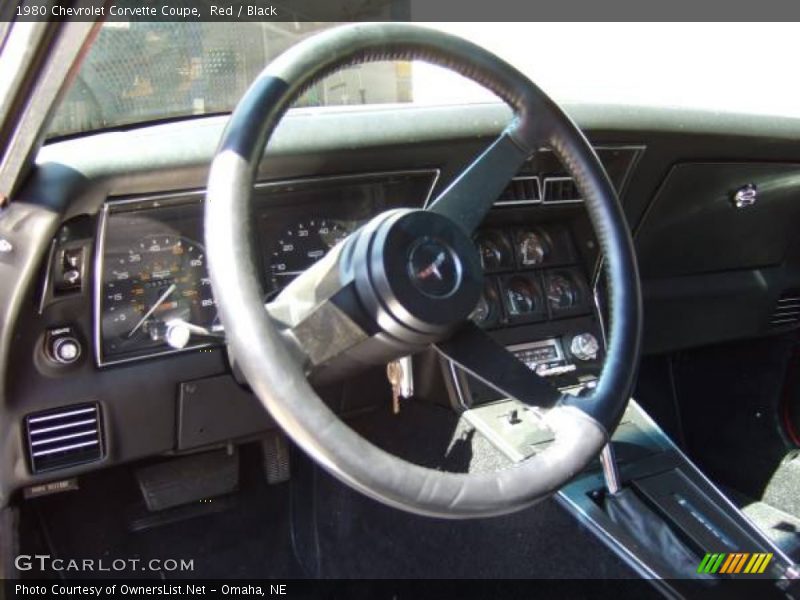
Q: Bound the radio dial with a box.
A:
[570,333,599,361]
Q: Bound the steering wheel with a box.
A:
[205,23,642,518]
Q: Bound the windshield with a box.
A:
[49,22,800,138]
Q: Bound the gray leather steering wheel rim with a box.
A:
[205,23,642,518]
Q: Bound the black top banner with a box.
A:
[6,0,800,22]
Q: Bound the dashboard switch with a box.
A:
[570,333,599,361]
[55,247,84,293]
[45,326,82,365]
[53,337,81,364]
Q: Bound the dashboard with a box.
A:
[90,156,632,374]
[5,101,800,499]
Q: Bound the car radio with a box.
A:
[443,332,602,410]
[507,338,577,378]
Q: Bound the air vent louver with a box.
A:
[496,176,541,205]
[770,291,800,328]
[543,177,582,203]
[25,403,102,473]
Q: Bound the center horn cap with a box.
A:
[408,237,462,298]
[350,209,483,344]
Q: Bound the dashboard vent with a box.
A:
[770,291,800,328]
[25,403,103,473]
[543,177,582,203]
[495,176,541,205]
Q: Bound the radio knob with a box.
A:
[570,333,599,361]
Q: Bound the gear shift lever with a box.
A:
[600,443,622,495]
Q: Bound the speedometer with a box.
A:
[268,219,353,290]
[101,234,217,359]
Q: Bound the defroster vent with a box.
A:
[543,177,582,203]
[25,403,103,473]
[495,176,541,205]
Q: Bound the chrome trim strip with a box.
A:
[93,203,109,367]
[599,443,622,495]
[448,359,470,411]
[30,429,97,446]
[95,169,441,367]
[29,418,97,435]
[27,406,96,423]
[32,439,99,457]
[37,237,57,315]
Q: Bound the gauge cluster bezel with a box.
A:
[94,192,218,367]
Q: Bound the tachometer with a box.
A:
[101,234,217,358]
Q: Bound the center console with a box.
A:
[433,147,799,597]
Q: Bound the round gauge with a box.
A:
[516,230,550,267]
[101,234,217,355]
[471,281,501,327]
[269,219,352,288]
[504,276,540,316]
[546,273,579,311]
[473,230,513,272]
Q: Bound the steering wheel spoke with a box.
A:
[434,322,562,409]
[427,132,532,235]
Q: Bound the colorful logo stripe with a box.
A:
[697,553,772,574]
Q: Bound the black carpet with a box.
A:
[669,336,796,500]
[21,445,303,579]
[295,400,640,581]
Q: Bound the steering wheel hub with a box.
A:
[350,209,483,342]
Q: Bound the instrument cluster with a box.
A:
[96,171,437,365]
[471,225,591,329]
